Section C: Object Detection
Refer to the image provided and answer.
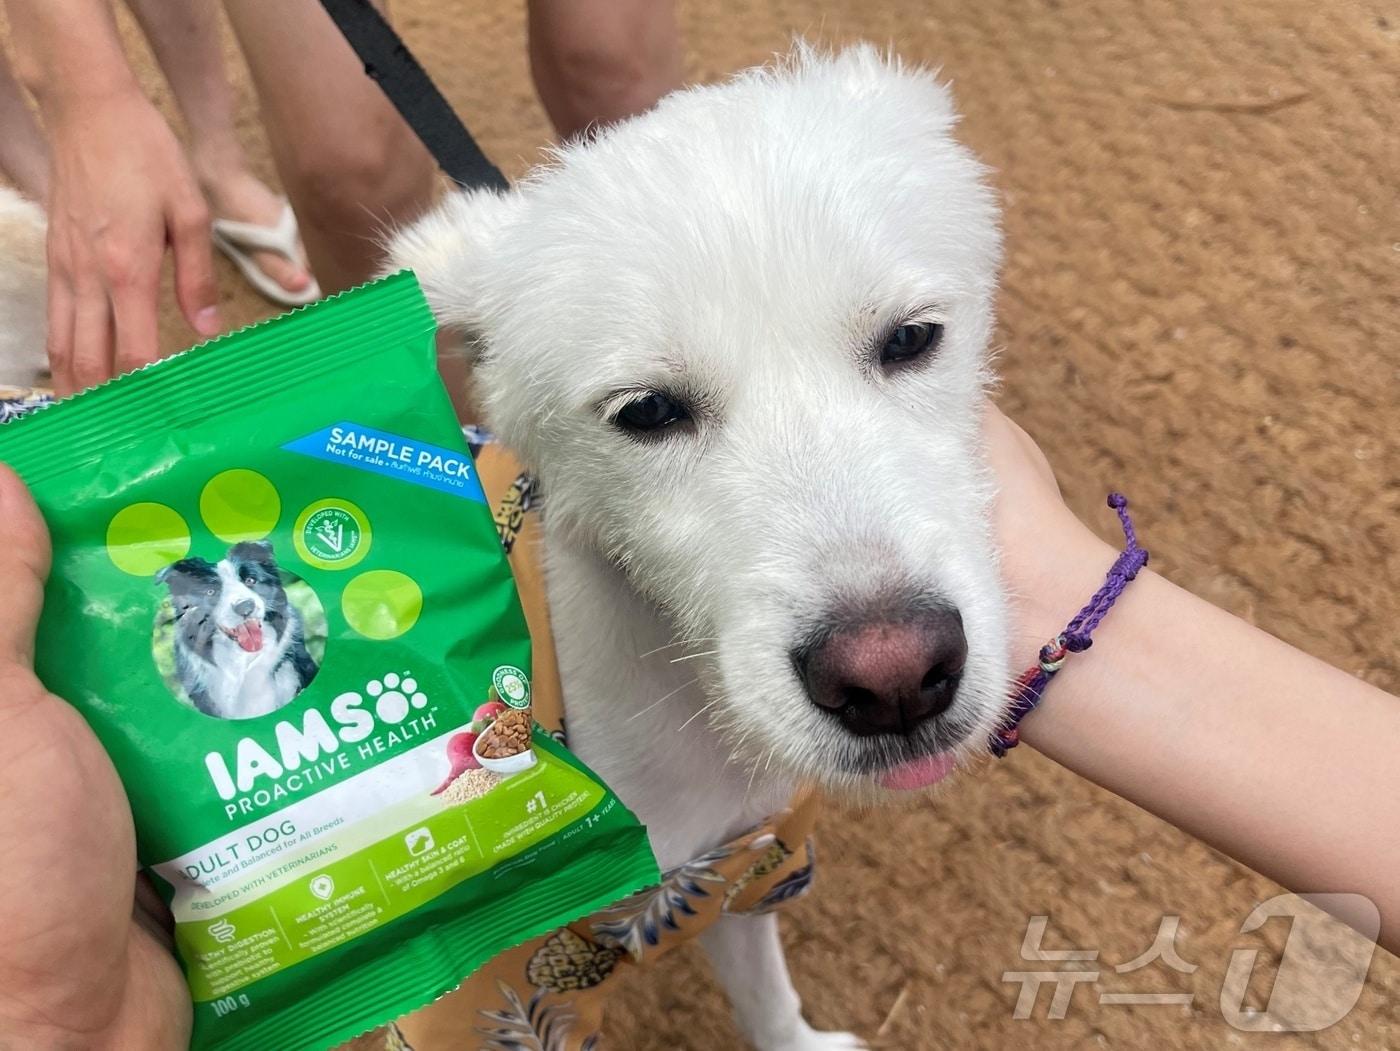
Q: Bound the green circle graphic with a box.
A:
[493,665,531,709]
[107,503,192,576]
[200,469,281,543]
[294,498,372,570]
[342,570,422,639]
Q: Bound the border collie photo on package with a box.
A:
[157,540,318,720]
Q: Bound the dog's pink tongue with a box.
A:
[879,753,957,791]
[234,620,263,653]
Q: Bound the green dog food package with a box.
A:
[0,272,658,1051]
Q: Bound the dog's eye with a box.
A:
[881,322,944,366]
[206,587,217,596]
[243,576,256,587]
[615,392,690,435]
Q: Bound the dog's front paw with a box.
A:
[762,1026,867,1051]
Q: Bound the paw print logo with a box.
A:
[366,671,429,722]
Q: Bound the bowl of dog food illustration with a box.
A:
[473,705,536,774]
[431,697,535,802]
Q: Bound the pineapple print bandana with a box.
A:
[0,386,51,423]
[0,392,818,1051]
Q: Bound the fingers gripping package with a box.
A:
[0,273,658,1051]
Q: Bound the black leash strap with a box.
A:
[317,0,509,191]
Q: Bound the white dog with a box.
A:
[388,45,1010,1050]
[0,44,1010,1049]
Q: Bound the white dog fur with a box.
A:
[388,45,1009,1050]
[0,44,1011,1050]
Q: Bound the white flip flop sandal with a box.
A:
[211,201,322,308]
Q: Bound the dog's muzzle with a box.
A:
[795,606,967,737]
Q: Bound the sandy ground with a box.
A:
[3,0,1398,1047]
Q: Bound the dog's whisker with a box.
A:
[676,698,719,733]
[761,746,777,774]
[669,649,719,665]
[742,748,765,804]
[635,636,717,660]
[627,676,701,722]
[727,727,757,770]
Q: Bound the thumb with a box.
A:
[0,464,52,667]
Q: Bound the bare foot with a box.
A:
[197,167,313,296]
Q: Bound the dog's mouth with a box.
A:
[810,705,991,796]
[222,619,264,653]
[875,752,958,791]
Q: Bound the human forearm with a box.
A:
[6,0,143,116]
[1012,522,1400,955]
[0,51,47,200]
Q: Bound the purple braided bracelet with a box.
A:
[990,492,1149,757]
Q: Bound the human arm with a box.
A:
[0,48,48,201]
[6,0,220,393]
[985,405,1400,955]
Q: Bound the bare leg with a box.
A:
[122,0,312,296]
[0,47,49,201]
[527,0,683,140]
[219,0,438,294]
[700,912,866,1051]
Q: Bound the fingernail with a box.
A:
[196,306,222,336]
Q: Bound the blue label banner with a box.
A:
[283,422,486,503]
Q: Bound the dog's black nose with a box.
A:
[232,599,256,619]
[798,608,967,736]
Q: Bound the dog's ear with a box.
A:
[228,539,275,565]
[383,188,523,343]
[155,556,211,585]
[803,42,959,132]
